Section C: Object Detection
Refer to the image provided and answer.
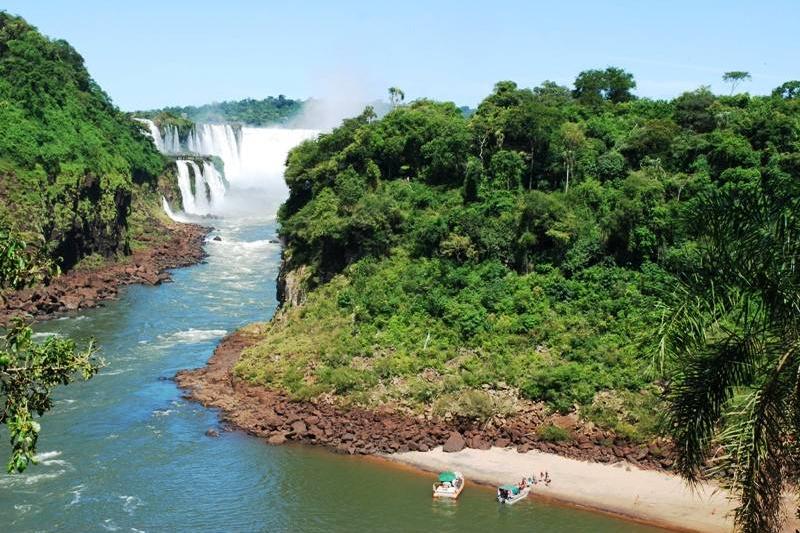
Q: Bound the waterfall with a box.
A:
[162,125,181,154]
[171,159,230,216]
[186,124,243,177]
[135,116,318,217]
[175,160,197,214]
[161,196,191,223]
[135,118,165,152]
[202,161,227,208]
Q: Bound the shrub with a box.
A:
[434,389,514,423]
[537,424,572,442]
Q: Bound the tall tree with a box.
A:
[556,122,586,192]
[388,86,405,108]
[573,67,636,105]
[723,71,752,95]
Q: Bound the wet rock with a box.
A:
[205,428,220,437]
[443,432,466,453]
[212,236,222,241]
[62,295,81,311]
[140,271,160,285]
[268,432,287,445]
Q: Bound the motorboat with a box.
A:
[433,471,465,499]
[497,478,533,504]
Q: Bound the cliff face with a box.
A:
[276,248,309,308]
[0,13,166,272]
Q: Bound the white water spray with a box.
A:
[174,160,197,214]
[162,125,181,154]
[187,124,242,177]
[137,117,317,217]
[135,118,165,152]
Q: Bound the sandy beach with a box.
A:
[386,446,800,533]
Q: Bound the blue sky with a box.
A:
[3,0,798,110]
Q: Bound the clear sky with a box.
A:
[3,0,798,110]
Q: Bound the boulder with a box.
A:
[205,428,220,438]
[290,420,307,435]
[268,432,287,445]
[443,432,466,453]
[62,295,81,311]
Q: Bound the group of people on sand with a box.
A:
[514,471,552,491]
[529,471,551,487]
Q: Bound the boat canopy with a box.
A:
[499,484,520,495]
[438,471,458,482]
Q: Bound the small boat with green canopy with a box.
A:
[432,471,465,499]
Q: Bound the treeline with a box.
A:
[138,95,303,126]
[236,67,800,440]
[0,12,166,272]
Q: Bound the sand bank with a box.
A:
[387,446,799,533]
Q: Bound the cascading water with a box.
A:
[186,124,243,178]
[136,116,317,216]
[135,118,165,152]
[174,160,198,214]
[162,125,181,154]
[172,159,233,216]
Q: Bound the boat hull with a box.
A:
[497,486,530,505]
[433,481,465,499]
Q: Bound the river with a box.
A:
[0,157,667,533]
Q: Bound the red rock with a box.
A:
[469,437,491,450]
[62,295,81,311]
[268,433,287,445]
[290,420,307,435]
[443,432,466,453]
[494,438,510,448]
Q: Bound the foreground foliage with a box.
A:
[0,231,99,473]
[660,177,800,532]
[0,320,98,473]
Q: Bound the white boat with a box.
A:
[433,471,465,499]
[497,478,533,505]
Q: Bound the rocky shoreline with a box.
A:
[0,221,210,325]
[176,328,676,471]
